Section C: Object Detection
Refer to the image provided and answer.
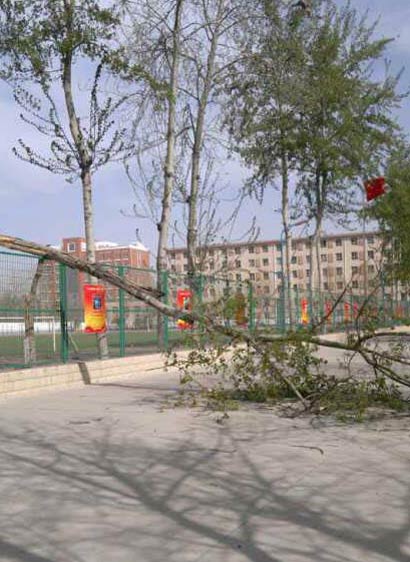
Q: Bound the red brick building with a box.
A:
[61,237,152,307]
[62,237,150,269]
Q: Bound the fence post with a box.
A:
[248,281,256,332]
[58,263,69,363]
[162,270,169,350]
[118,265,126,357]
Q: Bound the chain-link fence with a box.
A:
[0,249,408,369]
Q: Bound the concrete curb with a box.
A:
[0,353,175,398]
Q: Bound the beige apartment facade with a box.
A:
[166,231,394,299]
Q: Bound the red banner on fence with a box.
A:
[83,284,107,334]
[176,289,193,330]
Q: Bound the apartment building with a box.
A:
[166,231,390,298]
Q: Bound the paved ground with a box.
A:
[0,365,409,562]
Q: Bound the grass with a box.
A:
[0,329,187,367]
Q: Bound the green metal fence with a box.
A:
[0,249,408,369]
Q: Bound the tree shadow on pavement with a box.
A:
[0,419,409,562]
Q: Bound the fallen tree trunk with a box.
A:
[1,233,410,388]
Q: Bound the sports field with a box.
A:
[0,329,187,368]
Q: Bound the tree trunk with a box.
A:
[62,37,108,360]
[24,259,45,365]
[310,172,324,296]
[156,0,184,349]
[186,0,225,278]
[82,168,109,359]
[281,151,294,328]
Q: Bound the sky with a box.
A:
[1,0,410,257]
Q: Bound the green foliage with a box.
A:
[227,0,403,226]
[369,142,410,284]
[0,0,122,81]
[171,329,410,422]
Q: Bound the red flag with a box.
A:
[364,177,386,202]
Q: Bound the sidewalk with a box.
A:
[0,368,409,562]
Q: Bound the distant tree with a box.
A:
[227,0,403,305]
[294,0,402,292]
[226,0,312,325]
[0,0,152,358]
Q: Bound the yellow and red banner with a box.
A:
[301,298,309,325]
[83,284,107,334]
[176,289,193,330]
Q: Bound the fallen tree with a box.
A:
[1,233,410,411]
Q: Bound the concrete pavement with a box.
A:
[0,369,409,562]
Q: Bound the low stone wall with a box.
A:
[0,354,168,397]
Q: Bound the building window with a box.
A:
[222,249,227,257]
[68,242,76,252]
[336,239,342,247]
[292,270,298,279]
[352,280,359,289]
[249,259,255,267]
[250,273,255,281]
[321,254,327,262]
[293,284,298,290]
[236,273,242,281]
[306,255,311,264]
[263,272,269,280]
[183,252,187,258]
[367,236,374,245]
[249,246,255,254]
[337,282,343,290]
[336,267,343,276]
[321,240,327,248]
[352,252,358,260]
[263,258,269,266]
[368,250,374,259]
[262,245,268,252]
[368,265,375,273]
[352,266,359,274]
[351,238,358,245]
[291,256,297,264]
[183,264,188,271]
[322,268,328,277]
[235,247,241,255]
[323,282,329,290]
[336,253,342,261]
[235,260,241,268]
[306,269,310,277]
